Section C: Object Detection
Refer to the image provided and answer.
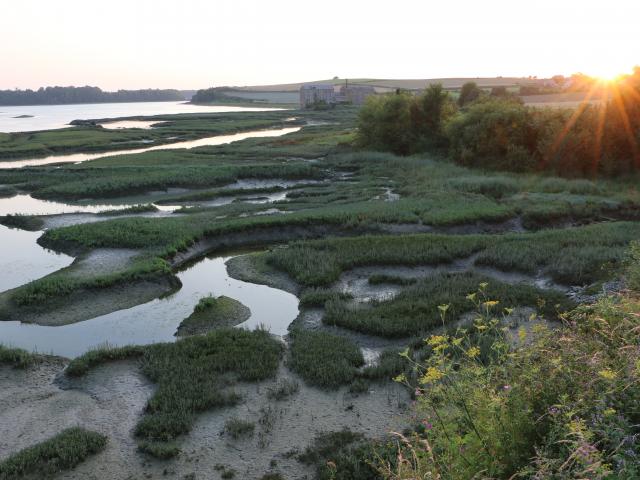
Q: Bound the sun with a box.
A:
[589,66,625,83]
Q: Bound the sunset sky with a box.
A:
[2,0,638,90]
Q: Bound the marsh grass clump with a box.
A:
[0,427,107,479]
[137,440,180,459]
[65,345,145,377]
[0,345,39,369]
[0,214,44,231]
[289,330,364,389]
[266,379,300,401]
[361,348,410,381]
[223,417,255,439]
[135,328,282,444]
[97,204,159,216]
[299,429,398,480]
[176,295,250,336]
[324,272,572,338]
[299,288,353,307]
[348,378,370,394]
[10,256,174,307]
[368,274,416,286]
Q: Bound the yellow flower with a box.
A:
[427,335,447,346]
[518,327,527,343]
[483,300,500,309]
[438,304,450,314]
[466,292,477,302]
[598,368,617,380]
[466,346,480,358]
[479,282,489,290]
[603,408,616,416]
[420,367,444,385]
[393,373,407,383]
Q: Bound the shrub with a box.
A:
[266,379,300,400]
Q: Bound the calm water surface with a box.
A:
[0,101,283,133]
[0,256,299,357]
[0,126,301,168]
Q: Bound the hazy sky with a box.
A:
[2,0,638,90]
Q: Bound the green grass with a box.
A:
[266,222,640,287]
[323,272,573,338]
[8,256,174,308]
[289,330,364,389]
[0,427,107,479]
[0,345,39,369]
[96,204,158,216]
[66,328,282,457]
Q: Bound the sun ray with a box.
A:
[593,87,608,175]
[544,81,601,167]
[611,83,640,168]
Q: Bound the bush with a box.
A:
[0,427,107,479]
[446,98,539,172]
[356,85,456,155]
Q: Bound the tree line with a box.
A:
[0,86,184,106]
[357,68,640,177]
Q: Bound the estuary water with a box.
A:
[0,101,282,133]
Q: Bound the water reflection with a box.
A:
[0,256,299,358]
[0,195,137,216]
[0,224,73,292]
[99,120,163,129]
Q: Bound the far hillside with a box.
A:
[236,77,546,92]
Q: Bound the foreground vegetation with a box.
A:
[384,279,640,479]
[0,427,107,479]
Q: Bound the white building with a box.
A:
[339,85,375,105]
[300,82,376,108]
[299,84,336,108]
